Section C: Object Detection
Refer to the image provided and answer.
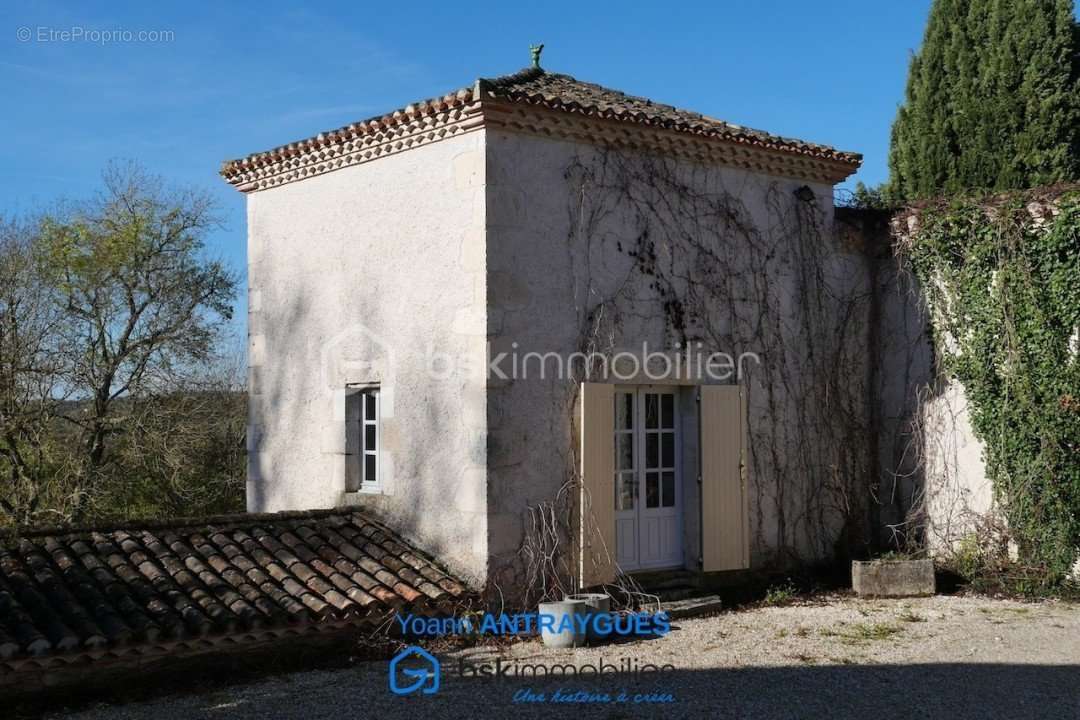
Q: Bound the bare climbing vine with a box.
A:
[500,158,1078,605]
[506,149,906,605]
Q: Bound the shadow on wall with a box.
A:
[840,203,1009,558]
[836,206,939,551]
[257,263,488,582]
[248,286,314,513]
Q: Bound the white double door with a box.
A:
[613,386,683,571]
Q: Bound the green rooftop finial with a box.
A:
[530,43,544,69]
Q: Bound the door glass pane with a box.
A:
[615,392,633,430]
[364,454,376,483]
[364,392,377,420]
[646,433,658,468]
[645,472,659,508]
[662,471,675,507]
[365,424,376,453]
[661,432,674,467]
[645,394,658,429]
[616,433,634,470]
[616,471,635,510]
[661,393,674,428]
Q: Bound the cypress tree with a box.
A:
[888,0,1080,199]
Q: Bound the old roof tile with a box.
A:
[0,509,470,668]
[220,67,860,188]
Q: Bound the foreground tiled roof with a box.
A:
[0,509,468,669]
[220,66,861,191]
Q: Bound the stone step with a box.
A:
[659,593,725,620]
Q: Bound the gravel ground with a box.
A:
[52,595,1080,720]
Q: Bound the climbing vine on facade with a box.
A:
[557,152,879,564]
[901,189,1080,578]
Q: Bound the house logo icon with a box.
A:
[388,645,440,696]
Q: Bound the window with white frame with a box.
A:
[346,387,380,491]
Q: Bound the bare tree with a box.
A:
[0,218,72,523]
[31,162,238,521]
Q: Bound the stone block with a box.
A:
[852,560,935,598]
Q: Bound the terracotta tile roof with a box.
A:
[220,67,861,190]
[478,67,861,166]
[0,509,469,668]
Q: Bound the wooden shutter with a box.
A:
[700,385,749,571]
[344,391,362,492]
[579,382,616,587]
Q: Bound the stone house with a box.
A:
[4,58,1025,702]
[220,62,869,596]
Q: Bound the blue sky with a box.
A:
[2,1,936,341]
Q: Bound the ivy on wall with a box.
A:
[903,189,1080,577]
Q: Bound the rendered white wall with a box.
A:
[246,121,869,592]
[246,130,489,585]
[922,377,995,552]
[482,129,858,588]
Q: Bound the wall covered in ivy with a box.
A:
[896,186,1080,578]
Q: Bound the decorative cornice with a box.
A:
[220,70,862,193]
[220,89,484,193]
[480,101,858,185]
